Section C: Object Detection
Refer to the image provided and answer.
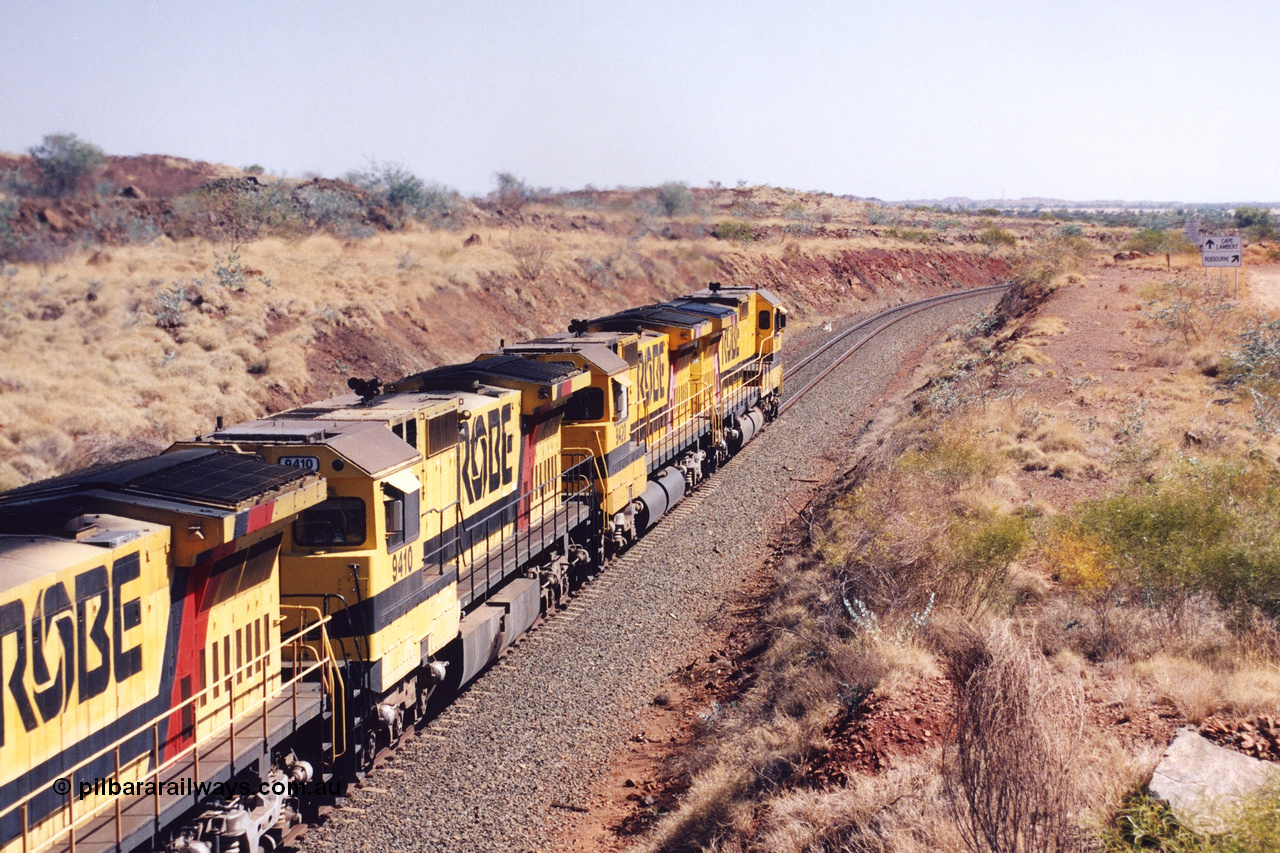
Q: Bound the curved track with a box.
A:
[297,284,1006,853]
[781,284,1007,411]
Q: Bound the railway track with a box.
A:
[297,284,1006,853]
[781,284,1008,409]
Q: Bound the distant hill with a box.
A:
[897,196,1279,212]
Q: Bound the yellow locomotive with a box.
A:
[0,450,332,853]
[0,284,785,853]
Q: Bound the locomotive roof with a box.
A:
[686,285,783,305]
[0,514,168,594]
[198,387,517,477]
[0,450,323,564]
[588,305,715,331]
[398,354,585,391]
[205,419,420,476]
[499,341,630,376]
[0,449,313,515]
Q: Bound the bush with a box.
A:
[978,227,1017,248]
[937,620,1085,853]
[346,162,461,223]
[1063,462,1280,627]
[0,198,18,260]
[1234,205,1275,240]
[296,185,370,237]
[29,133,106,197]
[712,220,754,243]
[492,171,530,212]
[866,205,899,225]
[1222,319,1280,391]
[884,226,933,244]
[1101,784,1280,852]
[656,182,692,216]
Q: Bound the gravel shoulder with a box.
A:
[298,292,1000,853]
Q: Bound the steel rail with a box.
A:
[779,284,1007,416]
[784,284,1009,378]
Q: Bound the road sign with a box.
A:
[1202,251,1242,267]
[1202,235,1241,252]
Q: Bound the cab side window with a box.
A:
[383,483,420,553]
[612,380,628,423]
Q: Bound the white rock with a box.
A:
[1149,728,1279,834]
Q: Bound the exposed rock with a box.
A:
[119,185,146,199]
[1149,728,1279,834]
[40,208,67,231]
[1202,714,1280,760]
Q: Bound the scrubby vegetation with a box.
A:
[633,242,1280,850]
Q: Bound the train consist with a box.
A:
[0,283,786,853]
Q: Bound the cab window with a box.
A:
[293,497,367,547]
[612,380,628,423]
[383,482,420,553]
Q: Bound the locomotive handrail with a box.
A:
[283,605,347,760]
[4,609,342,853]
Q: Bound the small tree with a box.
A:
[493,172,530,212]
[656,182,692,216]
[1234,205,1275,240]
[29,133,105,197]
[345,161,460,224]
[1122,227,1194,269]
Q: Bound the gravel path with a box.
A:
[299,289,1001,853]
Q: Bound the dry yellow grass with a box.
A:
[2,196,1020,489]
[752,754,966,853]
[1131,655,1280,723]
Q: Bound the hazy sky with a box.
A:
[3,0,1277,203]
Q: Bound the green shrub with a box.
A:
[1122,228,1177,255]
[347,162,462,224]
[1065,462,1280,626]
[884,226,933,244]
[1101,784,1280,852]
[492,171,530,211]
[29,133,105,197]
[713,220,755,243]
[296,185,370,237]
[866,205,898,225]
[1222,319,1280,391]
[978,227,1017,248]
[0,198,18,259]
[1234,205,1275,240]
